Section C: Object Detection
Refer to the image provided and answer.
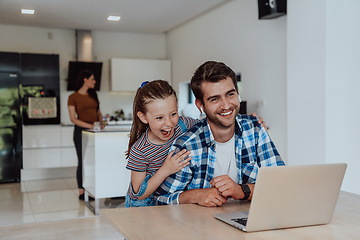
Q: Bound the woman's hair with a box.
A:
[75,70,99,111]
[190,61,238,104]
[126,80,177,158]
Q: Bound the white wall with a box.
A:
[0,24,167,125]
[287,0,360,194]
[167,0,288,160]
[287,0,327,166]
[326,0,360,194]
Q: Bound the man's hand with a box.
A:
[179,188,227,207]
[197,188,227,207]
[210,175,243,200]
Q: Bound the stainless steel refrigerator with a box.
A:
[0,53,22,183]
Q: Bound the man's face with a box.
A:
[196,77,240,132]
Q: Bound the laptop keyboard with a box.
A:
[231,217,248,226]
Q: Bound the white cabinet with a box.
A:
[82,130,130,214]
[61,148,77,167]
[60,127,77,167]
[22,125,77,169]
[61,126,75,147]
[23,148,61,169]
[111,58,171,91]
[22,125,61,148]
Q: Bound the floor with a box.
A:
[0,178,125,239]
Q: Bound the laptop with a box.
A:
[214,163,347,232]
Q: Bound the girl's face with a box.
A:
[137,95,179,145]
[84,74,96,89]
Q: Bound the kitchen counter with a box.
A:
[61,120,132,128]
[84,125,131,132]
[61,120,132,132]
[106,120,133,125]
[82,129,130,214]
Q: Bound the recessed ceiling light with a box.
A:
[107,16,121,21]
[21,9,35,15]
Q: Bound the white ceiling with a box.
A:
[0,0,230,34]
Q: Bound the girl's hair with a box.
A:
[75,70,100,111]
[126,80,177,158]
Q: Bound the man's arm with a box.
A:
[155,159,228,207]
[155,162,193,205]
[179,188,227,207]
[155,133,199,205]
[155,148,227,206]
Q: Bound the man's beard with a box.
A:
[205,106,238,129]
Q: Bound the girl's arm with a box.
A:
[131,149,191,200]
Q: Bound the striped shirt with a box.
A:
[125,116,198,206]
[155,114,285,205]
[126,116,198,175]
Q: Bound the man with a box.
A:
[155,61,285,207]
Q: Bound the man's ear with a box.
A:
[195,99,204,113]
[137,111,148,124]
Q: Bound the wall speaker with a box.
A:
[258,0,287,19]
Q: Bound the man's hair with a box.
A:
[190,61,238,104]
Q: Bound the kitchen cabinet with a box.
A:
[82,129,130,214]
[22,125,77,169]
[110,58,171,91]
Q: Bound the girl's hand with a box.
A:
[250,112,269,130]
[161,149,191,175]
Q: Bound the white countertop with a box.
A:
[84,125,131,132]
[61,120,132,132]
[106,120,133,125]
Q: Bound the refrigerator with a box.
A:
[0,53,22,183]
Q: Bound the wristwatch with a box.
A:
[239,184,251,200]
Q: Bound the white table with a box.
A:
[82,128,131,214]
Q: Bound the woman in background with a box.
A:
[67,70,103,200]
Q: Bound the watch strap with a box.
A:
[239,184,251,200]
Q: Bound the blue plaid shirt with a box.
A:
[155,114,285,205]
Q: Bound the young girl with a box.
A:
[125,80,198,207]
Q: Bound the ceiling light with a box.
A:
[21,9,35,15]
[107,16,121,21]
